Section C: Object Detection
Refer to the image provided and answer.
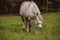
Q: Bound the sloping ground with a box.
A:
[0,12,60,40]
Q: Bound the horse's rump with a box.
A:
[20,1,40,18]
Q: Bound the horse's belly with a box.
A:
[20,11,35,18]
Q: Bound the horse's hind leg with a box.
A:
[26,17,31,32]
[21,16,25,31]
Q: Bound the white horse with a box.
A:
[20,1,43,32]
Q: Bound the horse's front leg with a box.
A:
[28,19,31,32]
[34,19,38,35]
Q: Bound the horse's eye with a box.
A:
[37,13,38,15]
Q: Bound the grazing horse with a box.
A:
[20,1,43,32]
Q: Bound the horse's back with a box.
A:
[20,1,40,18]
[20,1,31,16]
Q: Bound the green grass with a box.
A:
[0,12,60,40]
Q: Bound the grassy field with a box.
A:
[0,12,60,40]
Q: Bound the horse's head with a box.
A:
[35,14,43,28]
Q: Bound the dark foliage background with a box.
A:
[0,0,60,15]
